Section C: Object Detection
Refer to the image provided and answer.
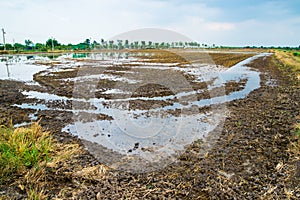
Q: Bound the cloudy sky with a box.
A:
[0,0,299,46]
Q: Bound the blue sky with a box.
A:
[0,0,299,46]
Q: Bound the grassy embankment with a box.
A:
[0,122,81,199]
[274,50,300,79]
[274,49,300,158]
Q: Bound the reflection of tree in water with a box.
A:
[26,56,34,60]
[1,56,11,78]
[6,61,10,78]
[72,53,87,59]
[46,54,60,59]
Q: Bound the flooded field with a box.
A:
[0,49,299,199]
[0,50,270,170]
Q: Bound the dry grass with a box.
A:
[0,122,52,183]
[0,122,89,199]
[20,141,84,199]
[274,50,300,80]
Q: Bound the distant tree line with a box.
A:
[0,38,216,52]
[96,40,209,50]
[0,37,299,52]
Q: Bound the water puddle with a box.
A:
[65,73,141,84]
[0,55,49,82]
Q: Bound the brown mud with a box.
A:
[0,53,299,199]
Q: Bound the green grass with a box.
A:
[0,122,52,184]
[27,187,47,200]
[0,121,85,199]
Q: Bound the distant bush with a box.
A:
[293,52,300,57]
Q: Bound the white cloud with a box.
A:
[206,22,236,31]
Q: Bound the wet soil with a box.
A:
[70,55,299,200]
[0,80,31,125]
[0,54,299,199]
[131,49,255,67]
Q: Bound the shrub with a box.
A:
[293,52,300,57]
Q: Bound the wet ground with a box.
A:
[0,50,299,199]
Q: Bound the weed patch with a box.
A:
[0,122,52,183]
[0,122,83,199]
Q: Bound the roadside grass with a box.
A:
[0,122,82,199]
[274,50,300,79]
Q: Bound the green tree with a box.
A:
[24,39,34,50]
[92,40,99,49]
[160,42,165,48]
[134,41,139,49]
[46,38,60,49]
[124,40,129,48]
[108,40,114,49]
[141,41,146,49]
[25,39,33,47]
[14,43,25,51]
[179,41,183,48]
[130,42,134,49]
[35,43,47,51]
[0,43,13,50]
[117,40,123,49]
[85,38,90,47]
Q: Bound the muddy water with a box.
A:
[1,52,272,171]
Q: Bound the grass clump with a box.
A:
[26,187,47,200]
[0,122,52,183]
[0,122,84,199]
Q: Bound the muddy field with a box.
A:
[0,50,299,199]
